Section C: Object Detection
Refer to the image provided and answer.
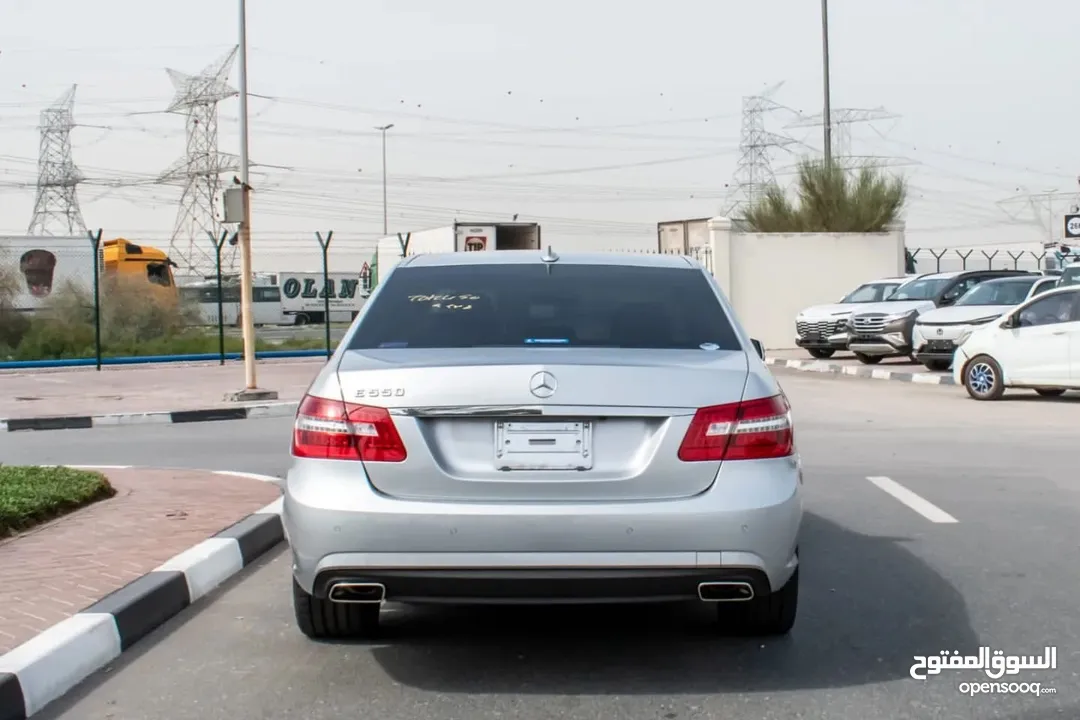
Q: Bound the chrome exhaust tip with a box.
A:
[697,581,755,602]
[327,582,386,604]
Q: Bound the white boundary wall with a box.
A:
[708,217,906,350]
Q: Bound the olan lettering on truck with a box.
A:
[278,271,370,324]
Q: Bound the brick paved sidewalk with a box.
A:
[0,467,281,654]
[0,359,323,420]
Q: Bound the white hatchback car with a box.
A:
[283,250,803,639]
[953,285,1080,400]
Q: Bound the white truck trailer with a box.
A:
[373,221,542,286]
[657,218,710,253]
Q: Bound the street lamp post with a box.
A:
[228,0,277,401]
[821,0,833,169]
[375,124,394,235]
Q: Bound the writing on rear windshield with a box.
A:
[408,293,480,311]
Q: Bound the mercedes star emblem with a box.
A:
[529,371,557,398]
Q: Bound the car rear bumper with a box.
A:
[312,567,775,605]
[283,455,803,601]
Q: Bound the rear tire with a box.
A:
[717,568,798,636]
[806,348,835,359]
[923,359,951,372]
[1035,388,1066,397]
[962,354,1005,401]
[854,353,883,365]
[293,578,381,640]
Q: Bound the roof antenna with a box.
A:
[540,245,559,263]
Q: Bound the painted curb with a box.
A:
[0,471,284,720]
[0,401,300,433]
[765,357,957,385]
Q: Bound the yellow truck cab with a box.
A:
[100,238,177,289]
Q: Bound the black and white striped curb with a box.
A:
[0,402,300,433]
[0,472,284,720]
[765,357,957,385]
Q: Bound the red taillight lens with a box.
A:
[291,394,407,462]
[677,394,793,462]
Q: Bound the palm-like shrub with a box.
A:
[743,158,907,233]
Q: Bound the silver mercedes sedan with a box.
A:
[282,249,803,639]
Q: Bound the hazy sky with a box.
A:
[1,0,1078,274]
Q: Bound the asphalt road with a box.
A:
[4,370,1079,719]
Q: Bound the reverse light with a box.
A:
[677,394,794,462]
[291,394,407,462]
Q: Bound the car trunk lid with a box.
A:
[334,348,749,502]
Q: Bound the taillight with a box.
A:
[677,394,793,462]
[291,394,407,462]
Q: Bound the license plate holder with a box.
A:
[494,421,593,471]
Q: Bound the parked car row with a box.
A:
[795,266,1080,400]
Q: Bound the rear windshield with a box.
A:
[1061,267,1080,287]
[348,263,741,350]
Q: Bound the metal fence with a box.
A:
[906,247,1053,275]
[0,229,338,369]
[2,227,1058,369]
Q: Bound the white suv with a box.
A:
[794,276,912,359]
[912,275,1056,371]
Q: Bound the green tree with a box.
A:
[743,158,907,233]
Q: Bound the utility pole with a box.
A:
[376,124,394,235]
[227,0,277,401]
[821,0,833,169]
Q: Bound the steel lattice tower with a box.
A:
[724,83,797,217]
[159,47,241,275]
[27,85,87,236]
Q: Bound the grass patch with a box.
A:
[0,465,116,537]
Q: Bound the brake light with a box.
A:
[677,394,793,462]
[291,394,407,462]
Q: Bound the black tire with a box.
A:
[293,578,381,640]
[923,359,951,372]
[854,353,883,365]
[962,354,1005,401]
[806,348,835,359]
[717,568,798,636]
[1035,388,1066,397]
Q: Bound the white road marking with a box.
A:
[867,476,959,524]
[213,470,282,484]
